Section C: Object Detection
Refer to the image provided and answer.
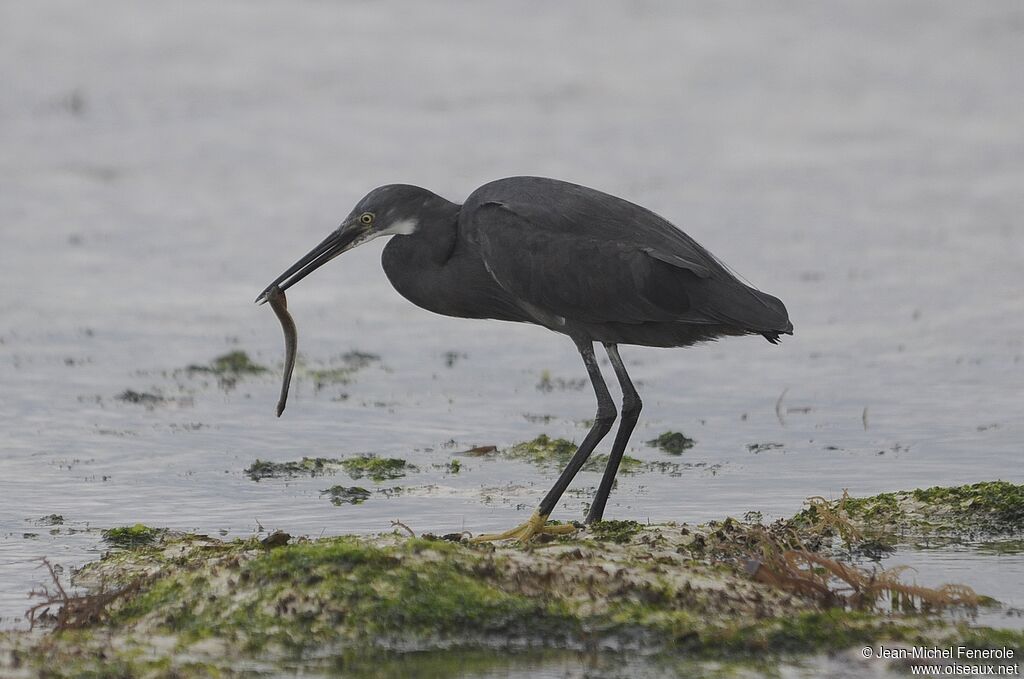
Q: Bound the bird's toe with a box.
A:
[470,511,577,543]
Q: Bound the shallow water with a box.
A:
[2,0,1022,664]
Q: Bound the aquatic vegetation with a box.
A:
[101,524,165,549]
[793,481,1024,541]
[115,389,167,407]
[976,539,1024,556]
[433,459,462,474]
[5,483,1023,677]
[443,350,466,368]
[340,454,417,482]
[535,370,586,392]
[645,431,696,454]
[506,434,577,464]
[504,434,632,472]
[589,453,644,474]
[588,519,644,544]
[245,456,345,480]
[908,482,1024,533]
[747,442,784,453]
[458,445,497,456]
[321,486,373,505]
[245,455,417,483]
[502,435,649,474]
[699,609,933,655]
[183,350,268,390]
[187,350,268,376]
[308,350,380,388]
[25,558,150,632]
[307,366,358,387]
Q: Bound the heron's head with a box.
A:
[255,184,437,303]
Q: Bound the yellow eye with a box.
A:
[360,213,374,225]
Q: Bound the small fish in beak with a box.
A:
[265,284,297,417]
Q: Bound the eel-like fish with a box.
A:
[266,284,296,417]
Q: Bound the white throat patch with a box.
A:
[354,218,419,248]
[377,218,419,237]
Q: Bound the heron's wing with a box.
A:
[463,178,792,333]
[467,176,722,269]
[470,201,716,325]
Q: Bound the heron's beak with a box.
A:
[255,221,368,304]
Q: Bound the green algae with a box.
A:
[506,434,577,464]
[308,366,358,387]
[307,350,380,388]
[503,435,644,474]
[245,536,397,578]
[646,431,696,454]
[183,350,268,391]
[908,482,1024,532]
[245,455,417,483]
[701,609,930,655]
[589,519,645,544]
[535,370,586,392]
[363,562,575,641]
[431,459,464,473]
[340,454,417,482]
[101,524,166,549]
[115,389,167,407]
[321,485,372,505]
[107,536,575,654]
[976,538,1024,555]
[188,350,267,376]
[747,442,784,453]
[9,483,1024,677]
[793,481,1024,542]
[82,529,1014,664]
[245,456,345,480]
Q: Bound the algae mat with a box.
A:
[1,483,1022,678]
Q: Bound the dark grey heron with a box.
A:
[256,176,792,542]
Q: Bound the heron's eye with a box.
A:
[360,213,374,225]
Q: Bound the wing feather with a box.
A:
[461,177,791,334]
[470,202,708,325]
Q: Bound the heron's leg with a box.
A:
[472,339,616,543]
[585,343,642,525]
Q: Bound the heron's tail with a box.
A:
[698,283,793,342]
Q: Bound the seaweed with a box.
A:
[321,486,372,505]
[340,454,417,482]
[646,431,696,454]
[187,350,267,376]
[101,524,165,549]
[503,435,643,473]
[308,351,380,388]
[10,483,1022,677]
[245,456,345,480]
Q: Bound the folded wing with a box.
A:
[463,178,791,334]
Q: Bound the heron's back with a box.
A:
[463,177,792,346]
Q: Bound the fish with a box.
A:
[265,284,297,417]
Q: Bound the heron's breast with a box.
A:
[383,246,528,323]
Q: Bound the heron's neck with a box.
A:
[382,201,461,270]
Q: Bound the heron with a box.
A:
[256,176,792,542]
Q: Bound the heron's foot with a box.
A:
[470,511,577,543]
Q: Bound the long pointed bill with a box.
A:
[254,224,366,304]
